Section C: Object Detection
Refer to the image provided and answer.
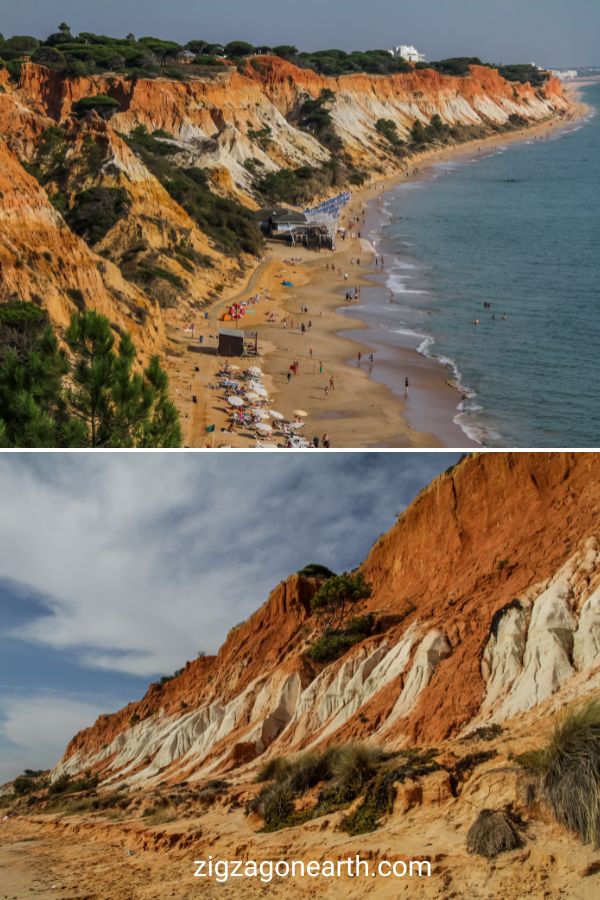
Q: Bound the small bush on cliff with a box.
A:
[295,89,342,153]
[250,742,389,832]
[311,573,372,632]
[67,186,131,245]
[13,771,49,796]
[307,617,375,664]
[307,572,373,663]
[297,563,336,579]
[375,118,404,151]
[517,699,600,847]
[73,94,121,119]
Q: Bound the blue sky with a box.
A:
[0,452,459,783]
[1,0,597,66]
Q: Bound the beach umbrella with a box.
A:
[227,396,245,407]
[229,365,241,371]
[269,410,285,421]
[255,422,273,434]
[252,385,269,398]
[244,391,260,402]
[293,409,308,417]
[248,366,263,377]
[250,408,270,420]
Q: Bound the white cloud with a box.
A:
[0,694,105,783]
[0,454,455,677]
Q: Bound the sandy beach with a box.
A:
[166,102,586,449]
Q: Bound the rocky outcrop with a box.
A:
[53,453,600,788]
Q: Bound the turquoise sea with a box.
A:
[364,82,600,447]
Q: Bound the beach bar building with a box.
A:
[256,206,337,249]
[218,328,245,357]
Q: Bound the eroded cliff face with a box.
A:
[54,453,600,788]
[0,60,569,351]
[0,136,164,351]
[15,59,569,182]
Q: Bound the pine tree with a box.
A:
[66,310,182,447]
[0,302,86,447]
[0,303,181,448]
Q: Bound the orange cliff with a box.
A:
[0,136,164,350]
[0,59,571,353]
[55,452,600,787]
[13,58,570,176]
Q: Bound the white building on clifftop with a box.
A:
[388,44,426,63]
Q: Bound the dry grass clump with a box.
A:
[466,808,523,858]
[541,699,600,846]
[330,743,386,795]
[516,699,600,846]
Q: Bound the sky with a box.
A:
[0,0,597,67]
[0,452,459,783]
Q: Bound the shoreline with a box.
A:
[169,101,587,449]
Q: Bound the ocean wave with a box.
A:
[412,334,498,445]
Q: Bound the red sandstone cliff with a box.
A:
[56,452,600,787]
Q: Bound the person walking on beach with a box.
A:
[287,371,292,383]
[404,376,410,396]
[357,351,362,366]
[324,385,330,399]
[319,361,324,374]
[329,375,335,390]
[309,346,313,358]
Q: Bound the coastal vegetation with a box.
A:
[0,28,549,87]
[249,743,468,835]
[0,302,182,448]
[307,572,374,663]
[125,126,263,257]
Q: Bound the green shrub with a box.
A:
[311,572,372,630]
[67,187,131,245]
[252,781,295,830]
[13,773,47,796]
[338,769,396,835]
[307,631,365,663]
[125,131,262,257]
[73,94,121,118]
[295,89,342,152]
[297,563,336,579]
[375,118,403,148]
